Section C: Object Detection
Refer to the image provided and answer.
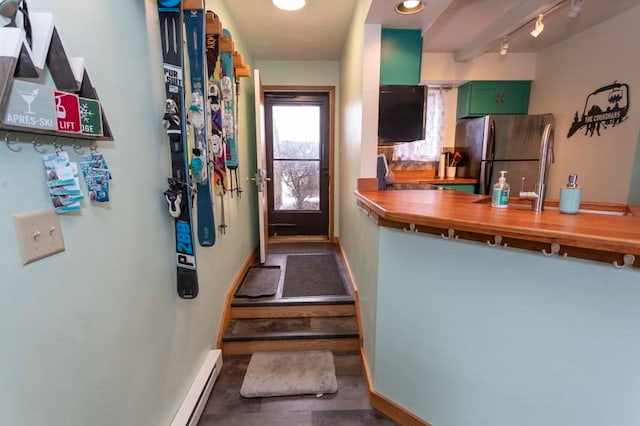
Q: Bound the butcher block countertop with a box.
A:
[355,189,640,269]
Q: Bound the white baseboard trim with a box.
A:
[171,349,223,426]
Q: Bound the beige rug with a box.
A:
[240,350,338,398]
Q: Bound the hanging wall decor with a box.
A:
[567,81,630,138]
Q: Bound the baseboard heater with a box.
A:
[171,349,223,426]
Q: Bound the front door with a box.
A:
[264,91,330,236]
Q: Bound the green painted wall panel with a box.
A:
[380,29,422,85]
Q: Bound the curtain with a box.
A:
[393,87,445,161]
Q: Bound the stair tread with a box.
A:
[223,317,359,341]
[231,295,355,307]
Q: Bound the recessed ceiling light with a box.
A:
[395,0,424,15]
[273,0,306,11]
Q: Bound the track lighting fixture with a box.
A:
[567,0,583,18]
[529,14,544,38]
[499,38,509,56]
[395,1,424,15]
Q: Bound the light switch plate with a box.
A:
[14,208,65,265]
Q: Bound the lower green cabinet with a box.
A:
[433,184,476,193]
[457,81,530,119]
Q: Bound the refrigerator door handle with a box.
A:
[484,121,496,194]
[484,161,493,194]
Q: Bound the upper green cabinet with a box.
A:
[380,29,423,85]
[456,81,531,119]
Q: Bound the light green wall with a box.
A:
[376,227,640,425]
[0,1,256,424]
[338,0,379,370]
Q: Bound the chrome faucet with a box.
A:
[519,123,554,212]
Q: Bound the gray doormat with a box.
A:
[282,254,347,298]
[235,266,281,298]
[240,350,338,398]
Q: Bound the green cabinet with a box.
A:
[380,29,422,85]
[456,81,531,119]
[433,184,476,194]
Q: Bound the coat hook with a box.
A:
[90,141,97,153]
[54,141,63,155]
[542,243,567,258]
[5,133,21,152]
[613,254,636,269]
[403,223,418,233]
[73,143,85,155]
[441,228,458,240]
[33,137,46,154]
[487,234,507,247]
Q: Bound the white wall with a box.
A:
[529,6,640,203]
[0,1,256,424]
[421,52,537,85]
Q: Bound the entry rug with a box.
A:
[235,266,281,298]
[240,350,338,398]
[282,254,348,297]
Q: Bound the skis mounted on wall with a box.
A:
[157,0,198,299]
[184,0,216,247]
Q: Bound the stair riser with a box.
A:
[222,338,359,355]
[231,304,356,319]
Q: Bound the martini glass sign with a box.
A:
[19,87,38,114]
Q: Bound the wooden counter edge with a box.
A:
[355,191,640,269]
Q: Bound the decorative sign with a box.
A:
[2,80,57,131]
[567,81,630,138]
[54,91,81,133]
[79,98,103,136]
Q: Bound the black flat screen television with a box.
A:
[378,85,426,144]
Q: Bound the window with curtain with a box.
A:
[392,87,445,161]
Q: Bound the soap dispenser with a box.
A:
[492,170,510,208]
[559,174,581,214]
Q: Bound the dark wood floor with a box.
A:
[197,352,399,426]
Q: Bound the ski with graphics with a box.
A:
[220,28,241,196]
[158,0,198,299]
[184,0,215,247]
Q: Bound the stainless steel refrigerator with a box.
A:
[454,114,555,195]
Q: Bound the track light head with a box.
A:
[499,38,509,56]
[568,0,583,18]
[529,14,544,38]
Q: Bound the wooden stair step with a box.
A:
[231,303,356,319]
[221,317,359,355]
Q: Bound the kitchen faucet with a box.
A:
[519,123,554,212]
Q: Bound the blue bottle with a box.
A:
[559,174,582,214]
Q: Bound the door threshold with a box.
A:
[269,235,330,243]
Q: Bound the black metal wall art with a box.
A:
[567,81,629,138]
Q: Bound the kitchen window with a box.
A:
[392,86,446,161]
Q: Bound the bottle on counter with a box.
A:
[492,170,510,208]
[559,174,582,214]
[439,153,446,178]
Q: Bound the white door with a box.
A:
[253,69,269,263]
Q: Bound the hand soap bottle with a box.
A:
[492,170,510,208]
[559,174,582,214]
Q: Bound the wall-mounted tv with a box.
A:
[378,85,426,144]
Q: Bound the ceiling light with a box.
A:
[272,0,305,11]
[499,38,509,56]
[567,0,583,18]
[529,14,544,38]
[395,1,424,15]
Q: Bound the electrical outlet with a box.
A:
[14,208,65,265]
